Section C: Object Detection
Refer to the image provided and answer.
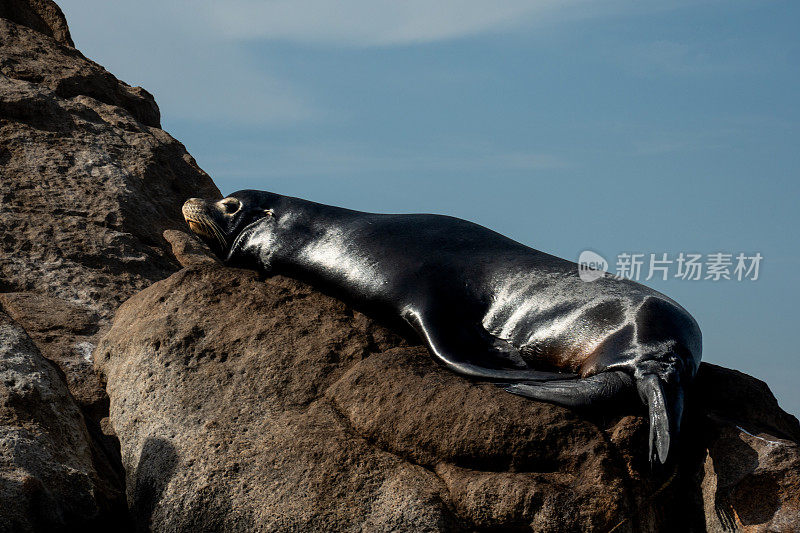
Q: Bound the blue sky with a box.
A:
[59,1,799,416]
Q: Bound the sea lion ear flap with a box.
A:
[636,373,684,466]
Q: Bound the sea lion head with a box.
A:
[182,190,276,260]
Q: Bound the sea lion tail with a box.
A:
[503,370,634,408]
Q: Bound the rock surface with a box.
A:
[95,265,800,532]
[0,0,219,410]
[1,1,217,530]
[0,0,73,47]
[0,311,125,532]
[694,365,800,532]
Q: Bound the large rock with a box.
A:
[694,365,800,532]
[0,0,73,47]
[0,310,126,532]
[94,264,800,531]
[1,1,219,529]
[0,0,219,412]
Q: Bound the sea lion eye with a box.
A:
[219,197,241,214]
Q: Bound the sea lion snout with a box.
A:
[182,198,210,235]
[182,198,229,252]
[181,198,207,220]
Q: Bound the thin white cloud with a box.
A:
[202,139,569,180]
[617,39,761,78]
[59,1,317,124]
[629,126,735,156]
[147,42,315,125]
[202,0,632,46]
[203,0,716,47]
[56,0,711,126]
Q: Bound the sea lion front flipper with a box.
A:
[401,305,578,382]
[503,371,634,408]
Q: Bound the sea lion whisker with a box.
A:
[185,217,210,238]
[185,213,226,250]
[200,217,228,250]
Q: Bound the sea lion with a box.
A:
[182,190,702,465]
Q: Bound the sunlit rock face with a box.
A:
[0,0,219,409]
[2,1,799,531]
[1,0,217,530]
[96,265,800,532]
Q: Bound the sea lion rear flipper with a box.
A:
[402,306,578,381]
[636,373,684,466]
[503,371,633,407]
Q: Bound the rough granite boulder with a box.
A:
[95,264,800,532]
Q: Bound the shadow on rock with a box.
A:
[129,437,179,532]
[709,427,782,530]
[686,364,799,532]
